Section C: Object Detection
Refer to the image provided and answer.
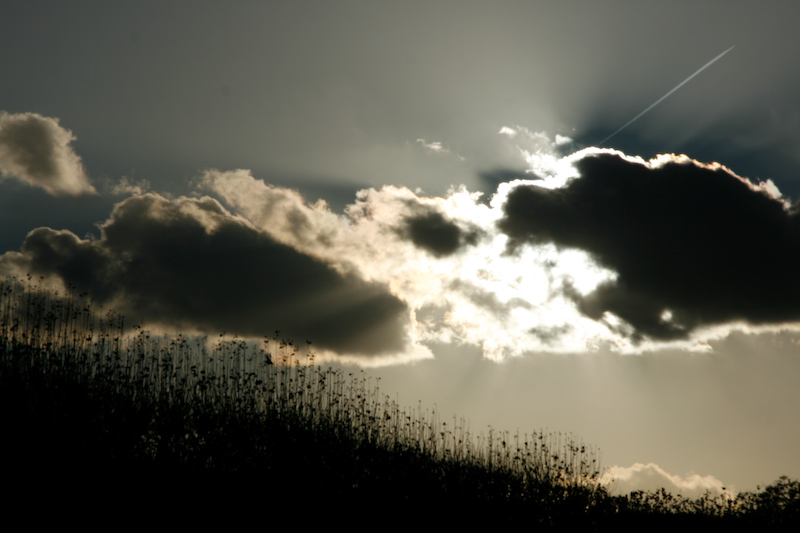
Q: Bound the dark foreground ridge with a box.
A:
[1,279,797,529]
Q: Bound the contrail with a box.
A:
[599,46,735,146]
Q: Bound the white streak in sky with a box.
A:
[599,46,735,146]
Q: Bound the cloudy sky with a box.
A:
[2,1,799,496]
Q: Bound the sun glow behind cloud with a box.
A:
[4,115,800,366]
[202,131,726,362]
[195,134,636,361]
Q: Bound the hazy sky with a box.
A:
[2,1,799,495]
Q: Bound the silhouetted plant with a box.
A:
[2,277,798,527]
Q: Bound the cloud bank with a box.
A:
[3,121,800,363]
[0,112,95,196]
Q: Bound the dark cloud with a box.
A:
[8,193,409,356]
[529,324,574,345]
[449,279,533,319]
[499,151,800,341]
[400,207,481,258]
[403,211,462,257]
[22,228,116,300]
[0,112,95,196]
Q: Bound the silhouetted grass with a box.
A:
[1,277,797,528]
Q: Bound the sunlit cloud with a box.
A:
[0,112,95,196]
[494,125,579,185]
[199,158,624,360]
[109,176,151,196]
[602,462,731,499]
[415,138,465,160]
[498,126,517,138]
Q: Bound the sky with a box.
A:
[1,0,799,496]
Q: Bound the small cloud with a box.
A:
[497,127,576,180]
[498,126,518,138]
[602,462,731,499]
[400,208,481,258]
[0,111,95,196]
[110,176,151,196]
[554,133,574,146]
[416,138,447,153]
[415,138,465,160]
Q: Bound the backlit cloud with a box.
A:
[0,193,413,360]
[200,165,619,359]
[499,149,800,343]
[0,112,95,196]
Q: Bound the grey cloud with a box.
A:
[22,228,116,301]
[400,207,481,258]
[0,112,95,196]
[499,151,800,341]
[528,324,574,345]
[6,193,410,356]
[449,279,533,319]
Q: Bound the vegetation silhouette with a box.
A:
[1,277,797,528]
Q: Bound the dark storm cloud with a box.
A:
[499,151,800,341]
[5,193,409,356]
[400,207,481,258]
[0,112,95,196]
